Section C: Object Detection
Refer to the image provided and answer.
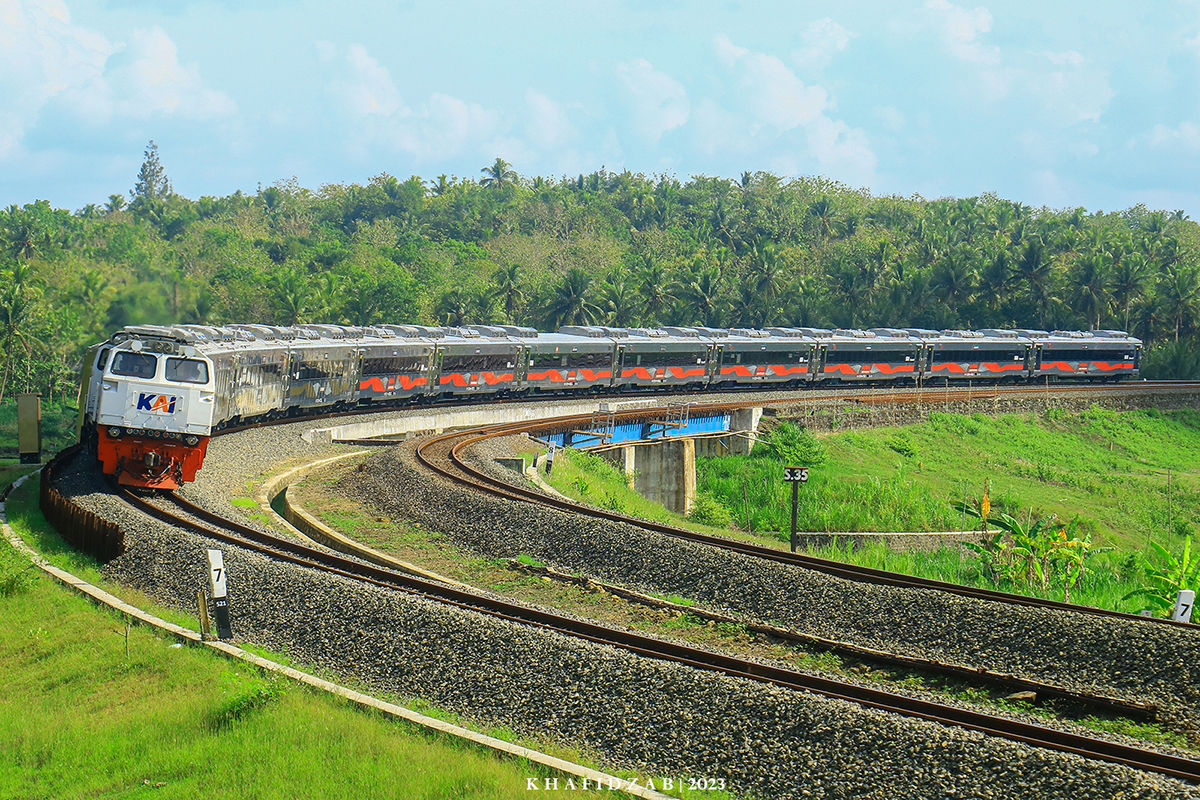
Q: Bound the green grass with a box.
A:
[542,448,739,540]
[702,408,1200,547]
[2,477,737,800]
[0,576,601,799]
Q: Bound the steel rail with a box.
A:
[113,487,1200,784]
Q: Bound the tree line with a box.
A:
[4,144,1200,403]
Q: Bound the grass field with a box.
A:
[0,477,683,800]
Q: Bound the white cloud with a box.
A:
[792,18,853,71]
[925,0,999,65]
[715,34,828,129]
[524,90,574,149]
[107,27,236,119]
[615,57,689,142]
[701,36,876,185]
[923,4,1111,125]
[0,0,112,156]
[0,2,233,158]
[342,43,405,116]
[328,43,501,161]
[1140,122,1200,151]
[1027,50,1112,124]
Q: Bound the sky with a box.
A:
[5,0,1200,217]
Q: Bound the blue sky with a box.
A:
[5,0,1200,217]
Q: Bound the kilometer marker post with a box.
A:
[206,549,232,640]
[783,466,809,553]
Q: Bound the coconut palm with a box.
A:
[1067,253,1111,330]
[490,263,525,324]
[1158,263,1200,341]
[1109,254,1149,332]
[598,275,641,326]
[480,158,519,191]
[544,268,601,328]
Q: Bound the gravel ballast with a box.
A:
[340,437,1200,733]
[42,452,1196,800]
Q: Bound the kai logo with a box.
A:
[136,393,178,414]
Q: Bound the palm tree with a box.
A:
[673,266,726,327]
[1109,254,1149,332]
[544,268,600,328]
[480,158,518,191]
[430,174,452,196]
[105,194,126,213]
[634,259,672,325]
[598,275,641,326]
[435,288,472,326]
[0,283,39,402]
[808,197,836,239]
[1158,263,1200,340]
[269,269,312,325]
[490,263,525,323]
[930,250,977,313]
[1013,239,1055,327]
[1067,253,1111,330]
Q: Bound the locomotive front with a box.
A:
[90,329,216,490]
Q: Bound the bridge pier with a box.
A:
[601,438,697,515]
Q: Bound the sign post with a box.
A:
[783,466,809,553]
[17,393,41,465]
[1174,589,1195,623]
[206,549,232,639]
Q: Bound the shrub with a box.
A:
[753,421,827,466]
[887,432,918,458]
[688,492,732,527]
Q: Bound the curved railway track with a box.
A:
[412,396,1200,632]
[32,381,1200,787]
[109,484,1200,784]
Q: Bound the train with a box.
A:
[77,323,1142,490]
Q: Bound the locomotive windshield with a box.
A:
[110,351,157,378]
[166,357,209,384]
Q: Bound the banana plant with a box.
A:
[1123,536,1200,617]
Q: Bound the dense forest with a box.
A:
[3,142,1200,404]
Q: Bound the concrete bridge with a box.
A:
[540,405,763,515]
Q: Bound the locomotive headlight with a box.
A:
[149,429,161,438]
[184,435,199,446]
[107,427,121,438]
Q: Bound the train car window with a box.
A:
[571,350,612,368]
[363,356,426,375]
[935,348,1022,362]
[733,349,808,366]
[1043,348,1107,362]
[295,359,328,380]
[97,348,111,370]
[636,349,705,366]
[111,351,158,378]
[165,358,209,384]
[825,349,915,365]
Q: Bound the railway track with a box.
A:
[411,397,1200,632]
[109,484,1200,784]
[32,381,1200,788]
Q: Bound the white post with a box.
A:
[206,549,232,639]
[1173,589,1195,623]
